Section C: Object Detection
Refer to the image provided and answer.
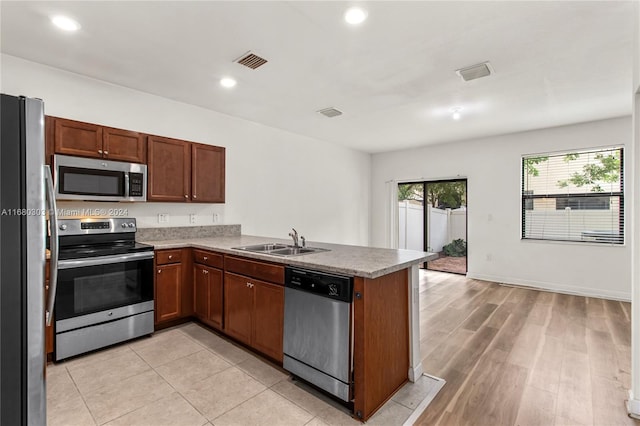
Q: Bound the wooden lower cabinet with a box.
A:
[224,272,284,362]
[155,263,182,323]
[224,272,253,345]
[193,263,223,330]
[252,280,284,361]
[154,249,193,326]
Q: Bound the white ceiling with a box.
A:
[0,1,634,153]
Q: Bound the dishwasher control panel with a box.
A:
[285,267,353,303]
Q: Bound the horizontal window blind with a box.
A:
[521,147,623,244]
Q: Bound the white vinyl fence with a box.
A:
[398,202,467,252]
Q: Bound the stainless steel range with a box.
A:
[54,217,154,361]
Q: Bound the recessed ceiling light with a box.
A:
[451,107,463,120]
[344,7,367,25]
[220,77,237,88]
[51,15,81,32]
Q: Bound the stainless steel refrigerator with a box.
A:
[1,94,58,425]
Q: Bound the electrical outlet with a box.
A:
[189,214,196,224]
[158,213,169,223]
[213,213,220,223]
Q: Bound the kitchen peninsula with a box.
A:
[139,228,436,421]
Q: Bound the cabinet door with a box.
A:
[208,267,224,330]
[156,264,182,323]
[192,143,225,203]
[224,272,253,345]
[193,264,209,320]
[54,118,103,159]
[103,127,146,163]
[147,136,190,202]
[253,281,284,362]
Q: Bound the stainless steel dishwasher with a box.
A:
[283,267,354,402]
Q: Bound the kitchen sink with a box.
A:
[235,243,289,252]
[233,243,329,257]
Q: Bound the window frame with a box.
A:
[520,146,624,245]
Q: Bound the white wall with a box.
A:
[372,117,632,300]
[0,54,371,245]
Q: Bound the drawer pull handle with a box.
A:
[203,256,208,260]
[168,255,173,260]
[246,282,254,288]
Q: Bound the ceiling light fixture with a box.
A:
[451,107,462,120]
[51,15,81,32]
[220,77,237,88]
[344,7,367,25]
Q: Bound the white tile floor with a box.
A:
[47,322,442,426]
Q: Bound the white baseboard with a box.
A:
[465,272,631,302]
[408,362,424,382]
[627,390,640,419]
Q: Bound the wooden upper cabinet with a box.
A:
[54,118,103,159]
[148,137,226,203]
[103,127,146,163]
[51,117,146,163]
[147,136,190,202]
[192,143,225,203]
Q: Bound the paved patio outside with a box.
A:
[426,253,466,275]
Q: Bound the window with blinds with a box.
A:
[521,147,623,244]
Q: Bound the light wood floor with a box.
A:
[414,269,638,426]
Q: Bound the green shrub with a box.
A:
[443,239,466,257]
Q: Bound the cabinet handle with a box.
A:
[98,149,103,154]
[158,269,161,274]
[168,255,173,260]
[246,282,254,288]
[203,256,208,260]
[103,151,109,156]
[184,195,188,199]
[204,270,209,275]
[46,285,49,290]
[193,195,197,199]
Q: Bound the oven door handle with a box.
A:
[58,251,154,270]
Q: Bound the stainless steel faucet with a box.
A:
[289,228,299,247]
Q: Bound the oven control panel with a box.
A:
[57,218,137,235]
[81,222,110,230]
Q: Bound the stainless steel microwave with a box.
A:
[54,154,147,202]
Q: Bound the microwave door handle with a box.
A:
[44,165,59,326]
[124,173,130,198]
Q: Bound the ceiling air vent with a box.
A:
[317,107,343,118]
[456,61,493,82]
[234,51,268,69]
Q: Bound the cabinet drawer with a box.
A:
[156,249,182,265]
[193,249,223,269]
[225,255,284,285]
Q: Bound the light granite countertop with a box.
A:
[139,235,437,279]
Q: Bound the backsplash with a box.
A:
[136,224,241,241]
